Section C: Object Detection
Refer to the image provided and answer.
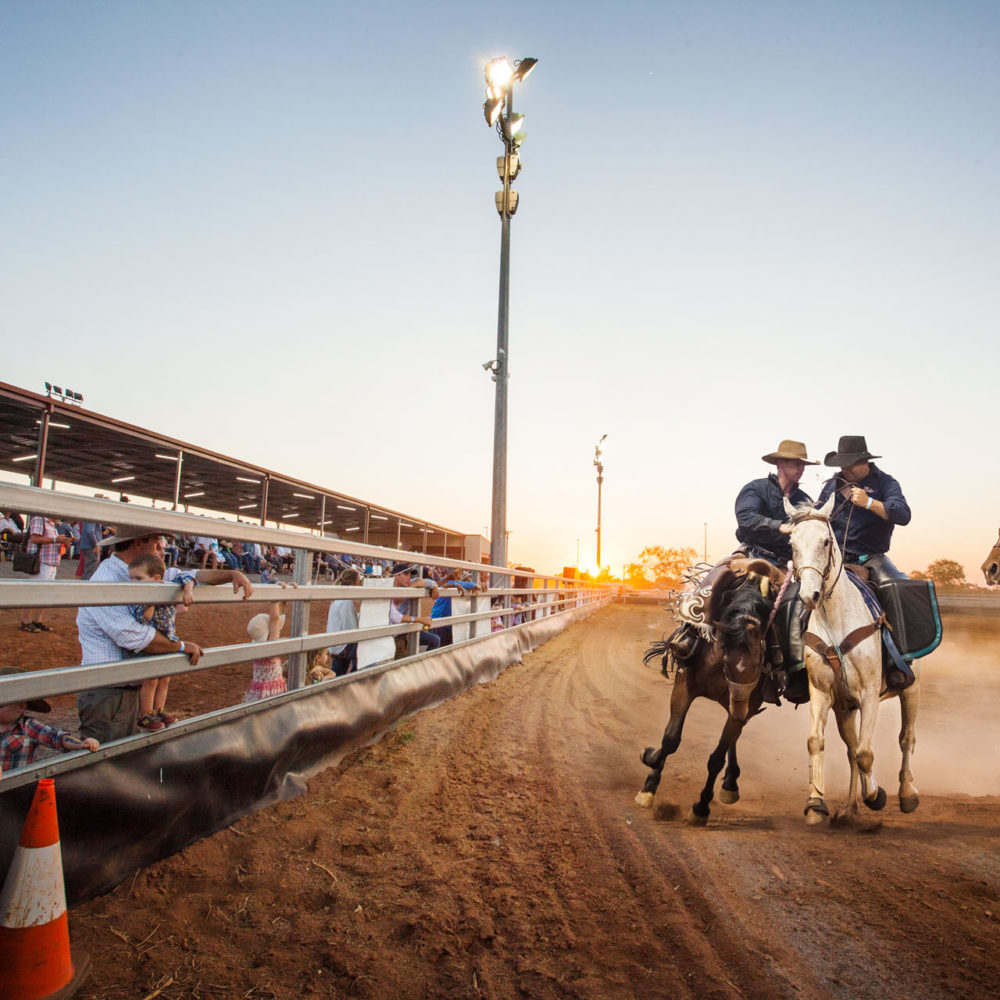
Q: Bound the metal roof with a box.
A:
[0,381,470,554]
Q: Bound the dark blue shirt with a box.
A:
[817,464,910,558]
[734,474,813,563]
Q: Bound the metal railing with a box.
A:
[0,483,612,784]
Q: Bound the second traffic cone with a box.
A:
[0,778,90,1000]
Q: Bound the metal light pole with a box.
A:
[594,434,607,569]
[483,56,537,576]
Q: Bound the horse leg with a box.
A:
[636,676,696,809]
[688,711,745,826]
[855,680,887,811]
[719,744,741,804]
[833,708,861,820]
[897,668,920,813]
[805,678,833,825]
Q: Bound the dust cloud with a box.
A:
[724,610,1000,802]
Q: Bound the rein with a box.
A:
[765,562,794,632]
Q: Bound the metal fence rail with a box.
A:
[0,483,612,790]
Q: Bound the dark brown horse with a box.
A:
[635,573,780,825]
[983,529,1000,586]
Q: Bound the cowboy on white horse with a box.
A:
[816,434,914,690]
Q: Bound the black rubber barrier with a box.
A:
[0,602,606,905]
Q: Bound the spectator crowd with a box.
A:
[1,500,547,781]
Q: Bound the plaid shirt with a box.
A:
[1,716,69,773]
[26,516,62,566]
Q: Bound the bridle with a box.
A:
[789,513,843,603]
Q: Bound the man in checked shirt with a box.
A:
[76,523,253,742]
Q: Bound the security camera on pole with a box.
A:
[482,55,537,579]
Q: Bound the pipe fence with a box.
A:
[0,482,613,792]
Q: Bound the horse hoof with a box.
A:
[718,787,740,805]
[804,798,829,825]
[899,793,919,814]
[640,747,662,769]
[685,808,709,827]
[635,791,655,810]
[864,787,887,812]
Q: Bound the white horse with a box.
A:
[782,495,920,825]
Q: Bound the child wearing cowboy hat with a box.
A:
[0,666,100,780]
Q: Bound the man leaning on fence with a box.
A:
[76,524,253,743]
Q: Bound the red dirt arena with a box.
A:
[4,600,999,1000]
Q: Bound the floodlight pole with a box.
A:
[489,86,514,578]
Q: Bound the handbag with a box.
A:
[13,544,40,575]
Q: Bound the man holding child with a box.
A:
[76,523,253,742]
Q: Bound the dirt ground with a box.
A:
[5,600,1000,1000]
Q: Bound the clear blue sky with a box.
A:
[3,1,998,579]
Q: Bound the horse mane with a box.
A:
[716,584,772,651]
[787,501,827,524]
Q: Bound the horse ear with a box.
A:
[818,493,835,517]
[783,497,796,518]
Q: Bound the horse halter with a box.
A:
[790,513,842,602]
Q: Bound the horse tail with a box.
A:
[643,638,670,665]
[643,638,677,678]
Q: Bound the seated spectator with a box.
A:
[128,553,197,731]
[240,541,263,575]
[192,535,218,569]
[326,568,363,675]
[1,666,99,780]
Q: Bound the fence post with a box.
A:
[287,547,311,689]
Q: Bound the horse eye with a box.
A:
[823,538,830,547]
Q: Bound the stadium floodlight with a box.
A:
[481,55,537,578]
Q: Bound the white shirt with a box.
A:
[326,599,359,654]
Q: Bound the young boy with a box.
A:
[128,553,197,731]
[0,666,99,780]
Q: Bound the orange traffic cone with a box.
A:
[0,779,90,1000]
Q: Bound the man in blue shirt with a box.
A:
[817,435,914,690]
[816,436,911,585]
[731,439,818,704]
[735,439,817,565]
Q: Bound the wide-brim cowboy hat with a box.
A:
[0,666,51,713]
[824,435,881,468]
[98,525,174,547]
[761,440,818,465]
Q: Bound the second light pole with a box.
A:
[483,55,537,574]
[594,434,607,569]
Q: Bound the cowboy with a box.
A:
[735,439,817,566]
[817,435,913,691]
[76,523,253,742]
[816,435,911,585]
[732,439,819,704]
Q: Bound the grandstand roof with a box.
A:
[0,381,469,554]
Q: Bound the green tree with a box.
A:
[632,545,699,589]
[919,559,967,587]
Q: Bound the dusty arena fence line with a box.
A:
[0,483,612,791]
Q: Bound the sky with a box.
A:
[2,1,999,580]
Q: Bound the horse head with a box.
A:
[782,493,838,611]
[716,583,772,719]
[982,529,1000,587]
